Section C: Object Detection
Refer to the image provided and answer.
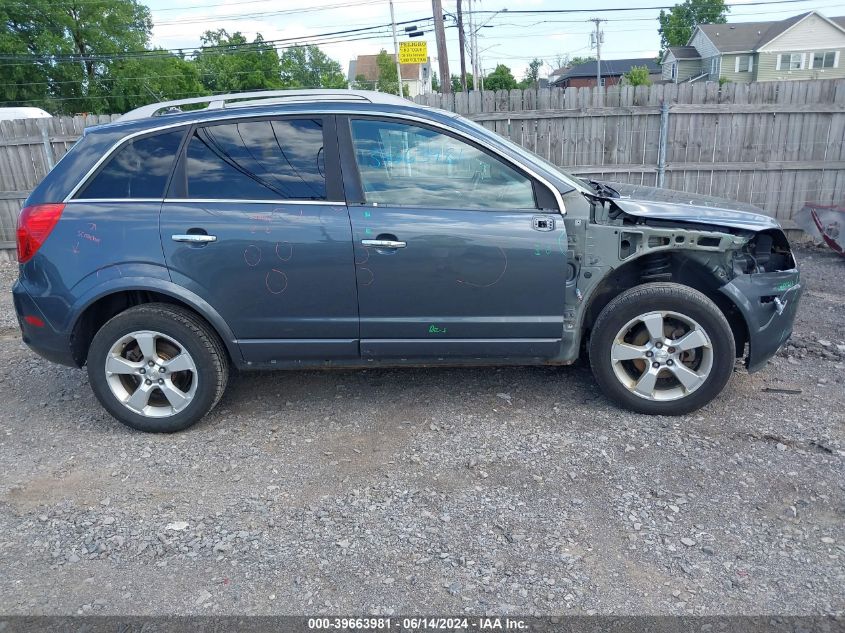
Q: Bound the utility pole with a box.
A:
[431,0,451,93]
[389,0,404,97]
[467,0,478,90]
[589,17,605,105]
[456,0,467,93]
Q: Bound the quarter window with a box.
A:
[77,129,184,199]
[812,51,836,69]
[184,119,326,200]
[350,119,536,210]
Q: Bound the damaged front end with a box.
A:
[590,189,802,372]
[719,229,801,371]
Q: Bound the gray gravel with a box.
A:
[0,246,843,616]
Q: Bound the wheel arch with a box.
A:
[69,281,242,368]
[581,251,749,357]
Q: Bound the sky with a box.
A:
[144,0,843,83]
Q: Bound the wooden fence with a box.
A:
[1,79,844,251]
[415,79,845,228]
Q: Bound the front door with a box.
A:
[341,116,568,359]
[160,115,359,363]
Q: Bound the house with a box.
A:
[550,58,662,88]
[347,54,432,97]
[662,10,845,83]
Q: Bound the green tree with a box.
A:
[482,64,518,91]
[194,30,283,93]
[374,49,408,96]
[519,58,544,89]
[103,52,207,113]
[352,74,373,90]
[553,54,596,69]
[431,72,440,92]
[450,73,473,92]
[280,45,347,88]
[0,0,152,113]
[658,0,728,53]
[622,65,653,86]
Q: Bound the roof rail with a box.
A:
[117,89,409,122]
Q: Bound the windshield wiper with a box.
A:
[586,179,620,198]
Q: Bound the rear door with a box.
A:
[339,115,568,360]
[160,115,359,363]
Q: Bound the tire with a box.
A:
[87,303,229,433]
[588,282,735,415]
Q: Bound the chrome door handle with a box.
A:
[172,234,217,243]
[362,239,406,249]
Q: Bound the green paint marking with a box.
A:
[363,211,372,218]
[364,227,373,235]
[428,324,447,334]
[775,280,795,292]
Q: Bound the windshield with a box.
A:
[456,116,593,195]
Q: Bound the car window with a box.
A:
[350,119,536,209]
[184,119,326,200]
[77,129,184,199]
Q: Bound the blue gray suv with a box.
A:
[13,90,802,432]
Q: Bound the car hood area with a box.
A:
[603,182,781,232]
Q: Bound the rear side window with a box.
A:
[77,129,184,199]
[183,119,326,200]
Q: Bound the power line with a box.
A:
[465,0,823,14]
[0,17,437,65]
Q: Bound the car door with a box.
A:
[339,115,568,360]
[160,115,359,363]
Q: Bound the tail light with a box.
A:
[17,203,65,263]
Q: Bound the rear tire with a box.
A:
[87,303,228,432]
[588,283,735,415]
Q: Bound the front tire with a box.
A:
[588,283,735,415]
[87,303,229,432]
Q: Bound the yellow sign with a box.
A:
[399,41,428,64]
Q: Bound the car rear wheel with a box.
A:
[588,283,735,415]
[87,303,228,432]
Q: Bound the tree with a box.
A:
[194,30,283,94]
[482,64,518,91]
[622,65,653,86]
[0,0,153,113]
[374,49,409,96]
[279,45,347,88]
[431,72,440,92]
[450,73,473,92]
[658,0,728,53]
[352,74,373,90]
[553,54,596,70]
[103,52,207,113]
[519,58,544,89]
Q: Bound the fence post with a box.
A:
[656,100,669,188]
[40,124,55,170]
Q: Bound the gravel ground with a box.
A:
[0,246,842,616]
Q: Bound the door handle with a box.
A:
[172,234,217,243]
[362,239,406,249]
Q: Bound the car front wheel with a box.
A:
[588,283,736,415]
[87,303,228,432]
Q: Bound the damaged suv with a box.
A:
[13,90,802,432]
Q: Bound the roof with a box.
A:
[553,58,661,82]
[666,46,701,60]
[348,54,425,82]
[695,11,845,52]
